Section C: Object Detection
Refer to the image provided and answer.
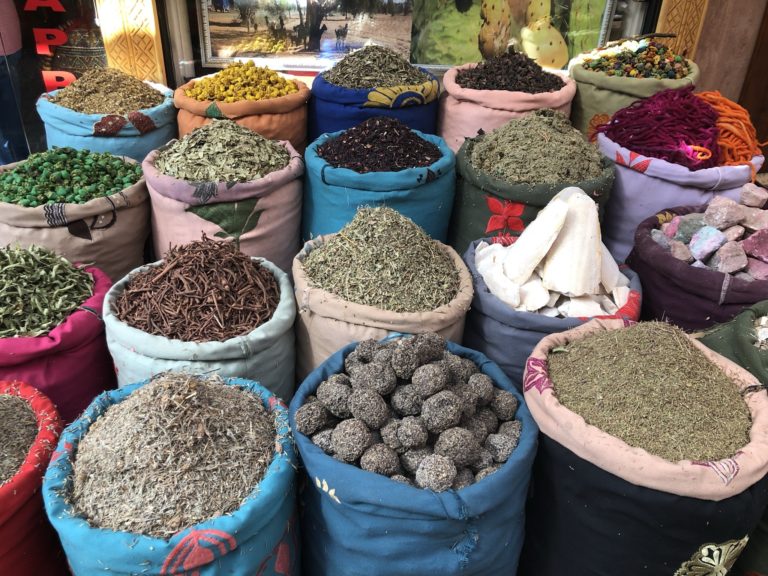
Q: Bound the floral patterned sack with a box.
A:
[518,318,768,576]
[447,137,614,255]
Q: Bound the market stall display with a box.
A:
[104,237,296,400]
[289,335,537,576]
[303,117,455,242]
[35,68,176,163]
[43,373,297,576]
[308,46,440,142]
[144,119,303,273]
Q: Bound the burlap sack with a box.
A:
[0,158,150,281]
[174,77,310,152]
[293,234,474,380]
[439,66,576,152]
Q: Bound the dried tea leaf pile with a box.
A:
[469,110,604,184]
[317,117,441,173]
[456,50,565,93]
[303,207,459,313]
[0,395,37,486]
[0,246,93,338]
[295,333,523,491]
[548,322,752,462]
[323,45,430,89]
[155,120,290,182]
[50,68,165,115]
[114,237,280,342]
[70,373,275,537]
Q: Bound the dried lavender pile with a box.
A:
[548,322,751,462]
[114,237,280,342]
[295,333,522,492]
[317,117,441,173]
[70,373,275,537]
[303,207,459,313]
[0,395,37,485]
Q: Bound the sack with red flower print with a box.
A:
[448,137,615,255]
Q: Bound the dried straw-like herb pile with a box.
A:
[317,117,441,173]
[469,109,604,184]
[70,373,275,537]
[0,245,93,338]
[0,395,37,485]
[323,45,430,89]
[51,68,165,115]
[548,322,752,462]
[114,237,280,342]
[303,207,459,313]
[155,120,290,182]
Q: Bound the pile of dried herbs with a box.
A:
[50,68,165,115]
[155,120,290,182]
[548,321,752,462]
[323,45,430,89]
[469,110,604,184]
[317,117,441,173]
[0,246,93,338]
[70,373,276,537]
[0,395,37,485]
[456,50,565,93]
[303,207,459,313]
[114,237,280,342]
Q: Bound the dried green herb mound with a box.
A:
[456,51,565,93]
[0,246,93,338]
[304,207,459,313]
[469,110,604,185]
[0,147,142,207]
[70,373,276,537]
[317,117,441,173]
[323,45,431,89]
[548,322,752,462]
[155,120,290,182]
[0,395,37,486]
[50,68,165,115]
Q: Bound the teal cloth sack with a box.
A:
[302,129,456,242]
[36,85,177,162]
[42,377,298,576]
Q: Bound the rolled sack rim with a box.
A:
[568,59,701,98]
[310,67,441,107]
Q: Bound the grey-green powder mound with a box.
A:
[323,45,431,89]
[469,109,605,185]
[155,119,290,182]
[0,395,37,486]
[303,207,459,313]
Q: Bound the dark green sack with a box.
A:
[448,137,615,255]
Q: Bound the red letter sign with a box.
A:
[33,28,68,56]
[42,71,77,92]
[24,0,66,11]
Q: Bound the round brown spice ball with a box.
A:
[391,340,421,380]
[350,361,397,396]
[390,385,423,416]
[491,389,519,421]
[311,428,334,454]
[374,347,394,364]
[413,332,446,364]
[498,420,522,443]
[316,378,353,418]
[435,427,482,467]
[391,474,414,486]
[411,363,450,398]
[461,414,490,444]
[471,448,494,473]
[449,383,478,418]
[400,446,432,475]
[295,401,334,436]
[475,406,500,436]
[453,467,475,490]
[416,454,457,492]
[331,418,371,462]
[397,416,428,450]
[356,339,380,362]
[475,464,502,482]
[380,419,403,452]
[421,390,463,433]
[467,373,495,406]
[443,352,479,385]
[485,433,518,463]
[361,443,401,476]
[348,389,389,430]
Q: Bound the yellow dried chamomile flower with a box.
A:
[184,61,298,102]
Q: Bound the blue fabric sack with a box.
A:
[462,239,643,389]
[289,337,538,576]
[308,72,440,142]
[302,129,455,241]
[42,377,298,576]
[36,85,177,162]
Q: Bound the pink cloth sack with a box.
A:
[598,133,764,262]
[523,318,768,501]
[0,266,116,423]
[438,65,576,152]
[143,141,304,273]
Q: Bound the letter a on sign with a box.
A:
[24,0,66,11]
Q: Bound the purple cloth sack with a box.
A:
[598,133,763,262]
